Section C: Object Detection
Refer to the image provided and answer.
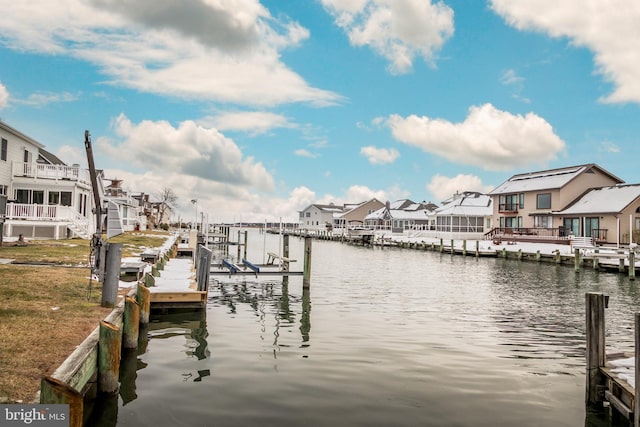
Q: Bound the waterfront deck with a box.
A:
[148,256,207,309]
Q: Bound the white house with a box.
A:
[434,191,493,239]
[1,121,100,240]
[365,199,438,233]
[298,203,344,232]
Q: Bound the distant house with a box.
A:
[365,199,438,233]
[434,192,493,237]
[488,164,623,240]
[298,203,344,232]
[556,184,640,245]
[103,178,145,237]
[334,198,385,230]
[1,121,100,239]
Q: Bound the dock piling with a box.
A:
[630,252,636,281]
[303,237,312,289]
[98,320,121,394]
[101,243,122,308]
[123,296,140,349]
[585,292,606,406]
[137,283,151,325]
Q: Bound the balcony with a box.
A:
[498,203,519,213]
[12,162,91,185]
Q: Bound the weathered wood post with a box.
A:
[574,248,581,273]
[450,239,454,255]
[475,241,479,258]
[629,251,635,281]
[619,256,625,273]
[593,249,599,270]
[101,242,122,308]
[462,240,467,256]
[123,296,140,349]
[283,234,290,272]
[244,230,248,261]
[555,249,561,264]
[635,312,640,427]
[502,247,507,258]
[303,236,312,289]
[536,250,541,262]
[40,377,83,427]
[439,238,444,253]
[137,282,151,325]
[98,320,121,394]
[197,245,212,292]
[585,292,606,406]
[237,230,242,262]
[518,249,522,260]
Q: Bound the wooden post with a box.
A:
[137,283,151,325]
[555,250,561,264]
[243,230,248,261]
[594,249,599,270]
[630,251,636,281]
[475,241,479,257]
[98,320,121,394]
[101,242,122,308]
[450,239,454,255]
[40,376,83,427]
[303,236,312,289]
[502,247,507,258]
[123,296,140,349]
[237,230,241,261]
[585,292,606,406]
[619,257,625,273]
[439,238,443,252]
[283,234,290,272]
[635,312,640,427]
[518,249,522,260]
[574,248,581,273]
[462,240,467,256]
[536,250,541,262]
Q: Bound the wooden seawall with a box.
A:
[39,240,212,426]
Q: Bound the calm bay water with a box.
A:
[92,230,640,426]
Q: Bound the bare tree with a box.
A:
[157,187,178,224]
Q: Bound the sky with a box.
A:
[0,0,638,224]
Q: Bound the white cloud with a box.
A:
[599,141,620,153]
[202,111,293,135]
[387,103,566,171]
[343,185,387,203]
[14,91,80,108]
[490,0,640,104]
[294,149,318,158]
[427,174,494,202]
[360,145,399,164]
[97,113,274,191]
[500,69,524,86]
[321,0,454,74]
[0,0,340,107]
[0,82,8,110]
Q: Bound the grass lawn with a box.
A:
[0,230,173,402]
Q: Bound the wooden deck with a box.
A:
[148,257,207,309]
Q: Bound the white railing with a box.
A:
[12,162,91,184]
[5,203,85,222]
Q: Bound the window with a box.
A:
[519,193,525,209]
[1,138,7,161]
[536,193,551,210]
[534,215,552,228]
[48,191,72,206]
[0,185,7,196]
[305,212,310,218]
[14,189,44,204]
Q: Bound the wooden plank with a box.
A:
[50,328,99,393]
[605,390,633,420]
[150,291,207,303]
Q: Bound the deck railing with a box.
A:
[5,203,82,222]
[12,162,91,185]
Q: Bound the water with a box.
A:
[92,230,640,426]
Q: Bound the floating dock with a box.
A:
[147,257,207,309]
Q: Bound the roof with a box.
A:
[558,185,640,215]
[435,193,493,217]
[301,203,344,214]
[488,164,623,195]
[0,120,45,149]
[38,148,66,165]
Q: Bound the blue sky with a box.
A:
[0,0,638,223]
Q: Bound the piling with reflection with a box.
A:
[303,237,312,289]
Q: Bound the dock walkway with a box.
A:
[148,257,207,309]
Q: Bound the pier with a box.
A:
[586,292,640,425]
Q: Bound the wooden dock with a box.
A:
[586,292,640,425]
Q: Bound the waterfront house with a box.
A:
[555,184,640,245]
[434,192,493,239]
[103,178,146,237]
[365,199,438,233]
[487,164,623,242]
[334,198,385,232]
[298,203,344,232]
[1,121,100,240]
